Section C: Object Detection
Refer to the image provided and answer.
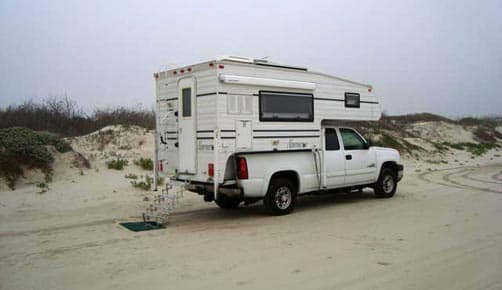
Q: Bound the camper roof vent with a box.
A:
[253,58,269,64]
[216,56,254,63]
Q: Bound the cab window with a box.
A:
[325,128,340,150]
[340,128,366,150]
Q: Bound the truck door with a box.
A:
[339,128,377,185]
[324,128,346,187]
[178,77,197,174]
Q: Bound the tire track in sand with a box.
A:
[418,165,502,194]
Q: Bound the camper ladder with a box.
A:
[142,181,184,225]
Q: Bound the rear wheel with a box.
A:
[215,194,241,209]
[264,178,297,215]
[374,168,397,198]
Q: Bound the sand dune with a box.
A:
[1,121,501,290]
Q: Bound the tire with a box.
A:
[215,194,241,209]
[264,178,297,215]
[374,168,397,198]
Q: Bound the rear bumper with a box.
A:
[177,178,242,197]
[396,164,404,181]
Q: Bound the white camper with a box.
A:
[154,56,403,215]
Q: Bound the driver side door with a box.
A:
[339,128,377,185]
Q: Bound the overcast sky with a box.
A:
[1,0,501,117]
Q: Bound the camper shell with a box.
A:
[154,56,391,208]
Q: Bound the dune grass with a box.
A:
[0,127,72,189]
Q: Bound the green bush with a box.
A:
[134,157,153,170]
[36,182,49,194]
[106,158,128,170]
[442,142,500,156]
[432,142,449,152]
[372,134,422,153]
[442,142,465,150]
[124,173,138,179]
[130,175,153,190]
[374,134,402,150]
[0,127,72,189]
[467,143,499,156]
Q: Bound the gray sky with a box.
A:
[1,0,501,117]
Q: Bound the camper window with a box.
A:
[182,88,191,117]
[259,91,313,122]
[345,92,360,108]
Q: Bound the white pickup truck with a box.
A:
[186,126,403,215]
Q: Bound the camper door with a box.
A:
[178,77,197,174]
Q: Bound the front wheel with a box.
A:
[374,168,397,198]
[264,178,297,215]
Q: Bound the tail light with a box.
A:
[208,163,214,177]
[236,157,248,179]
[159,160,163,172]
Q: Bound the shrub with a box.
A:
[458,117,500,128]
[0,97,155,137]
[442,142,500,156]
[130,175,153,190]
[124,173,138,179]
[467,143,499,156]
[384,113,455,124]
[442,142,465,150]
[134,158,153,170]
[473,127,497,143]
[37,182,49,194]
[374,134,402,150]
[432,142,449,152]
[106,158,128,170]
[0,127,71,189]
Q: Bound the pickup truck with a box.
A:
[186,126,404,215]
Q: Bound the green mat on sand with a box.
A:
[120,221,165,232]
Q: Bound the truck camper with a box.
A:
[154,56,403,215]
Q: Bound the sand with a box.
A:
[1,124,502,290]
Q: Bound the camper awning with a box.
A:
[219,74,316,90]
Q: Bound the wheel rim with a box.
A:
[275,186,292,210]
[382,175,395,194]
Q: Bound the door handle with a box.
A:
[345,154,352,160]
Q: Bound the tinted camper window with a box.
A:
[345,92,360,108]
[259,91,313,122]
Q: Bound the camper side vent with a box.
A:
[227,95,252,115]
